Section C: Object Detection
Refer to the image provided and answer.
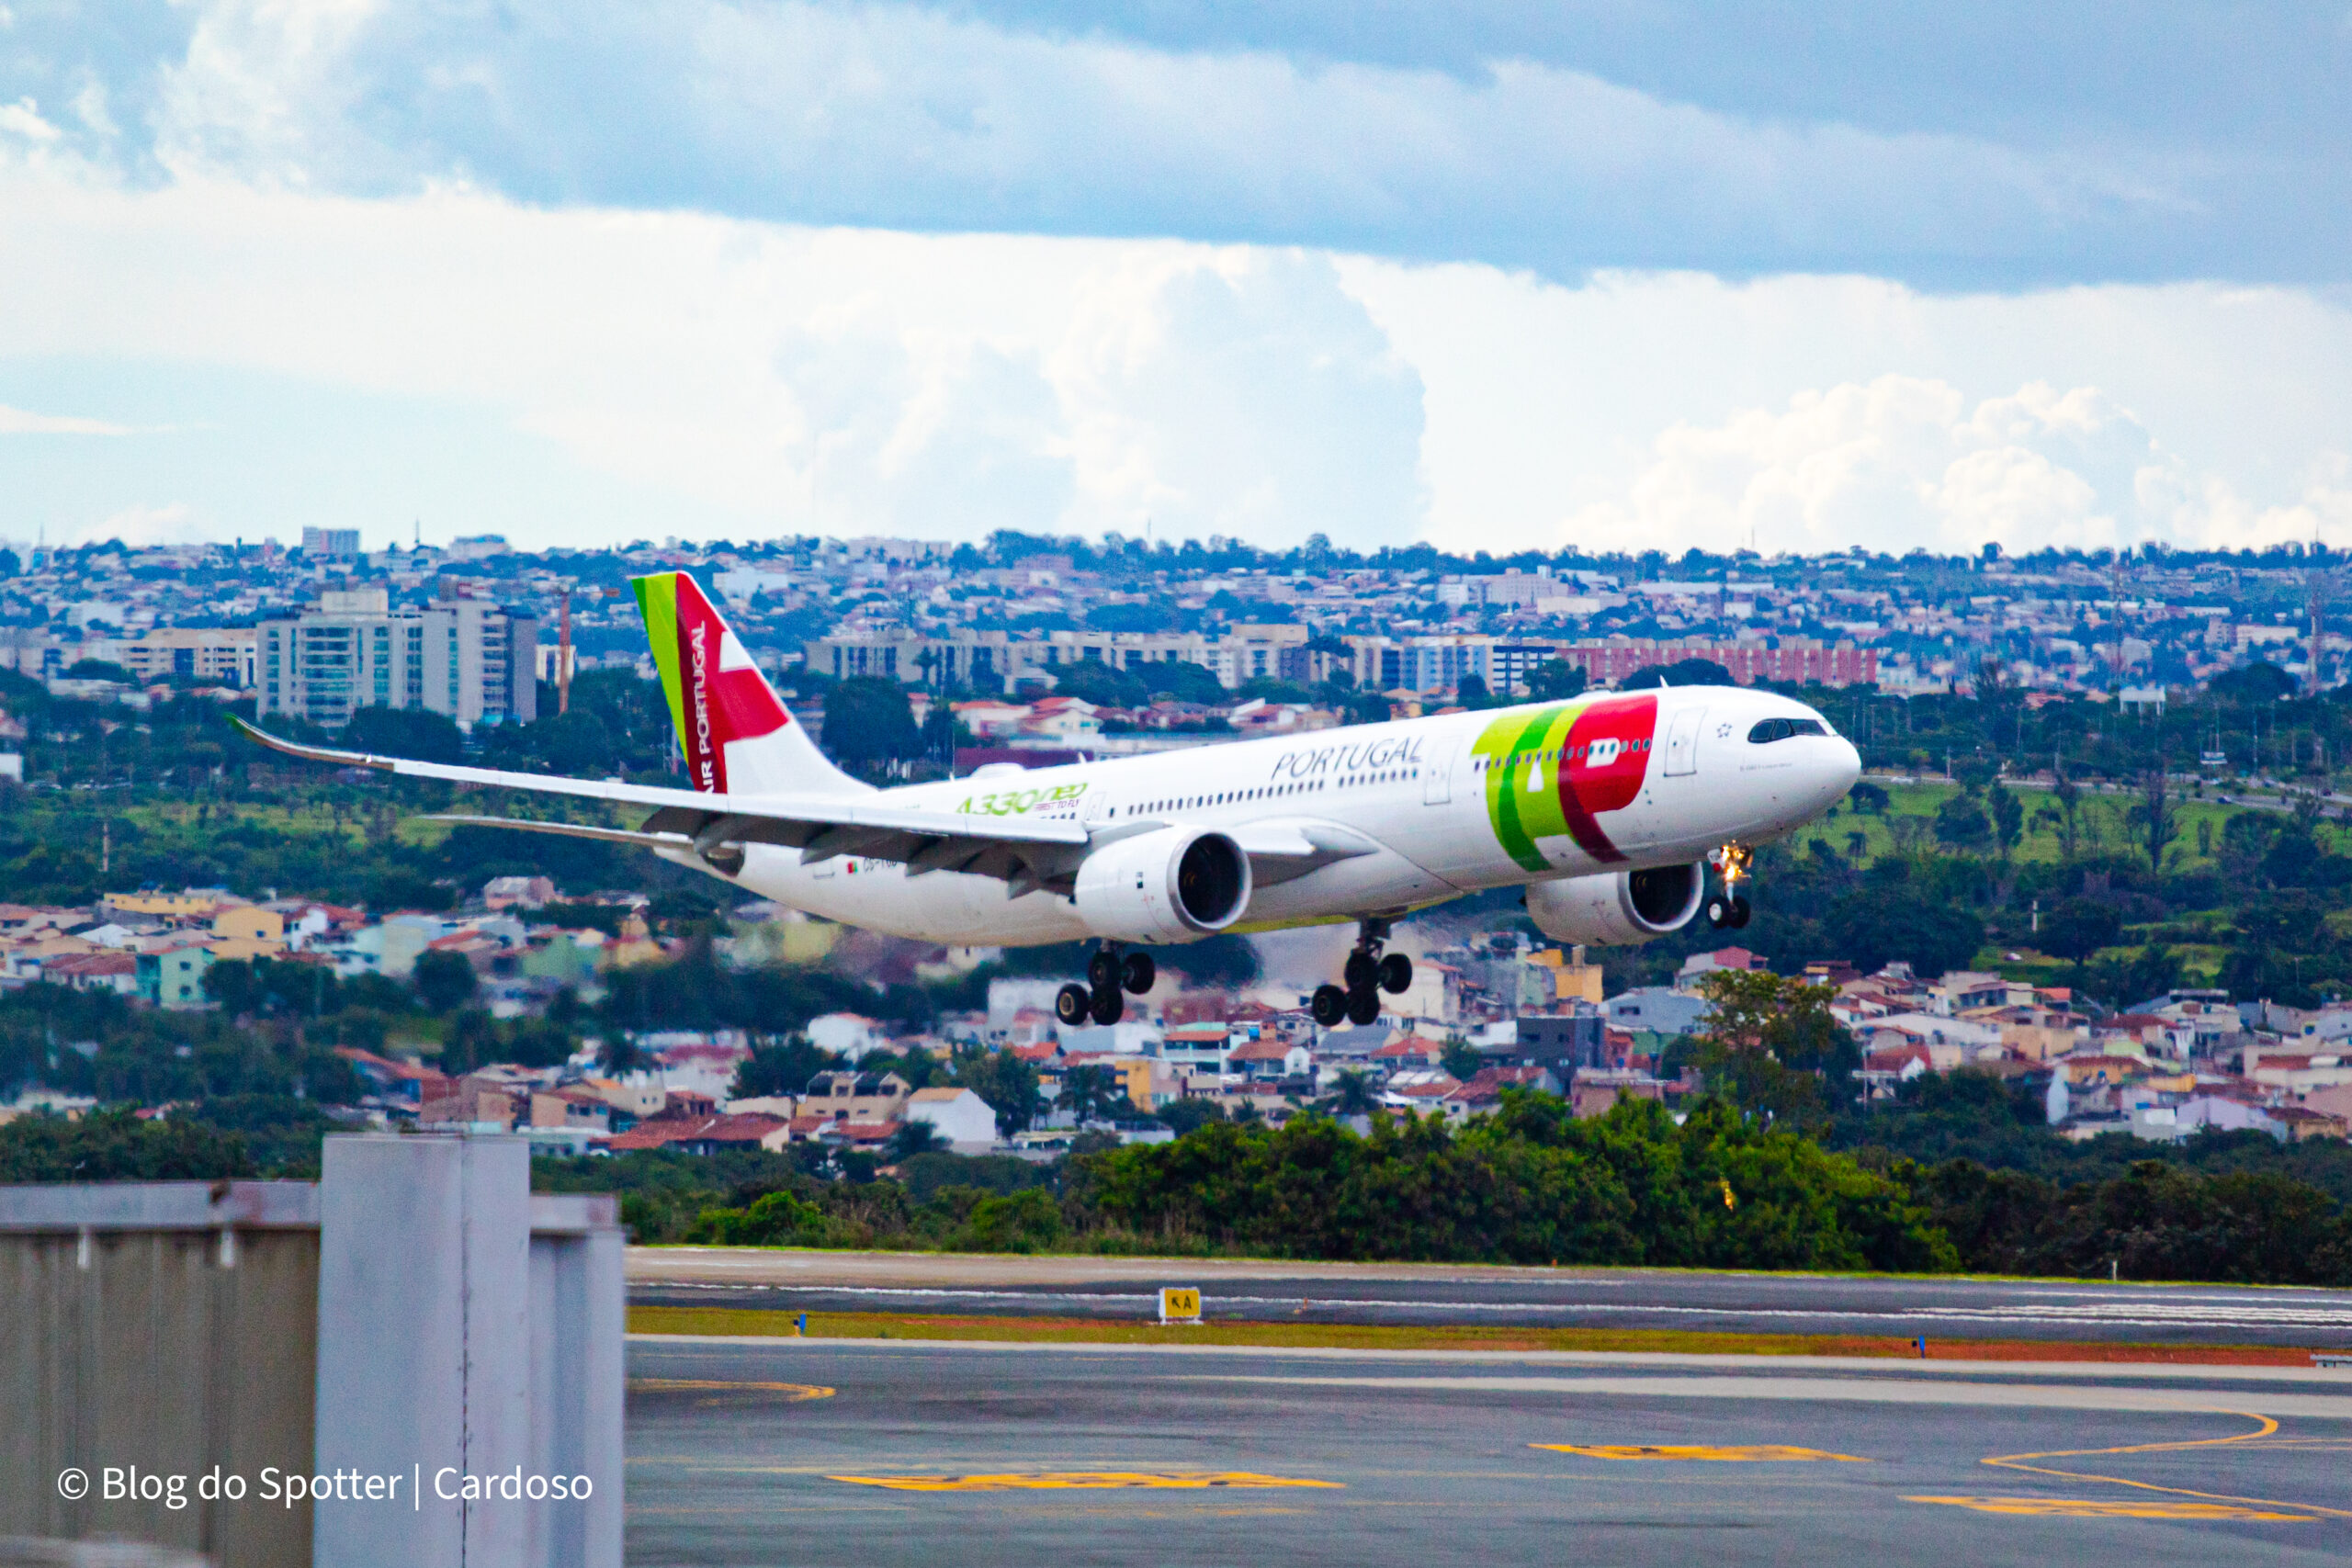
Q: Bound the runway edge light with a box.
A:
[1159,1287,1203,1325]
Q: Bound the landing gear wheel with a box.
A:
[1706,896,1733,930]
[1311,984,1350,1028]
[1346,987,1381,1027]
[1055,983,1091,1025]
[1727,893,1752,930]
[1343,950,1378,992]
[1089,947,1121,993]
[1121,951,1156,995]
[1377,953,1412,995]
[1090,985,1125,1026]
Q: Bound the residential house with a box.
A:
[904,1087,998,1152]
[1569,1069,1669,1119]
[136,946,215,1009]
[483,874,557,910]
[1442,1065,1556,1119]
[606,1113,791,1155]
[1605,987,1712,1037]
[802,1069,912,1123]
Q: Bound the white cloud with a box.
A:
[0,404,134,435]
[111,0,2262,288]
[0,95,59,143]
[1561,375,2352,557]
[62,502,208,547]
[1,152,2347,556]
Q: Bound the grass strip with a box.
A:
[627,1305,2324,1366]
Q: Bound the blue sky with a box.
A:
[3,2,2350,552]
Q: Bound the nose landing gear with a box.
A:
[1056,943,1159,1027]
[1706,841,1754,930]
[1311,920,1413,1028]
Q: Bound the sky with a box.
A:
[4,2,2350,556]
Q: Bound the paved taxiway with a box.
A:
[630,1249,2352,1347]
[625,1337,2352,1566]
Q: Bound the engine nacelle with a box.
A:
[1072,826,1252,944]
[1525,862,1705,947]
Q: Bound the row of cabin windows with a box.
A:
[1118,767,1423,818]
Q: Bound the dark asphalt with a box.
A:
[632,1266,2352,1347]
[623,1338,2352,1566]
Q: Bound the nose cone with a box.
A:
[1827,736,1862,799]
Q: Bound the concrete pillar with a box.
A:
[526,1201,624,1567]
[312,1135,531,1568]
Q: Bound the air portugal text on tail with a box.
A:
[233,570,1860,1032]
[631,571,863,799]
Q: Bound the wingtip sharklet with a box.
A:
[231,716,394,771]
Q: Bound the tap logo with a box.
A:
[634,572,791,795]
[1471,693,1659,869]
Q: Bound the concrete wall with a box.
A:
[0,1146,622,1568]
[0,1182,322,1567]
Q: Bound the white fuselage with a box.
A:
[661,685,1860,945]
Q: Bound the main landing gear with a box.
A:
[1705,841,1755,930]
[1311,919,1413,1029]
[1056,943,1156,1027]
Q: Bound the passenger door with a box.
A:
[1663,705,1704,777]
[1423,739,1456,806]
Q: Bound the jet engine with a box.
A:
[1072,826,1252,944]
[1524,862,1705,947]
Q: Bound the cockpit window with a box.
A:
[1747,717,1829,743]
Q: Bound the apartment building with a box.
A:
[257,584,537,728]
[808,624,1325,691]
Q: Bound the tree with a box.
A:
[1932,794,1993,853]
[1825,887,1984,980]
[1647,658,1735,688]
[953,1048,1043,1136]
[344,705,466,764]
[730,1036,845,1099]
[886,1119,947,1162]
[1320,1069,1379,1119]
[2040,897,2122,982]
[2129,769,2179,873]
[2051,769,2083,861]
[1454,673,1491,707]
[1439,1040,1485,1081]
[1691,970,1854,1127]
[1050,661,1150,709]
[1846,781,1890,815]
[1986,779,2024,859]
[412,950,479,1013]
[1525,660,1588,702]
[1143,659,1226,705]
[1060,1064,1128,1127]
[821,677,922,772]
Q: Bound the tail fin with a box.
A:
[631,571,870,797]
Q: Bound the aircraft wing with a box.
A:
[235,719,1088,886]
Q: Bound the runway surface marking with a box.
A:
[1533,1444,1866,1462]
[1193,1373,2352,1421]
[628,1379,836,1402]
[827,1472,1344,1493]
[1907,1496,2315,1520]
[639,1280,2352,1330]
[1980,1410,2352,1521]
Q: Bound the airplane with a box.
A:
[239,571,1862,1031]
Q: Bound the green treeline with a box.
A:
[615,1094,2352,1285]
[15,1089,2352,1284]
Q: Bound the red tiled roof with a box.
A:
[607,1113,786,1151]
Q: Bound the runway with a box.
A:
[628,1248,2352,1347]
[623,1337,2352,1566]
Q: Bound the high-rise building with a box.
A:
[258,585,537,729]
[300,527,363,559]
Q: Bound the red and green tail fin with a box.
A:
[631,571,866,797]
